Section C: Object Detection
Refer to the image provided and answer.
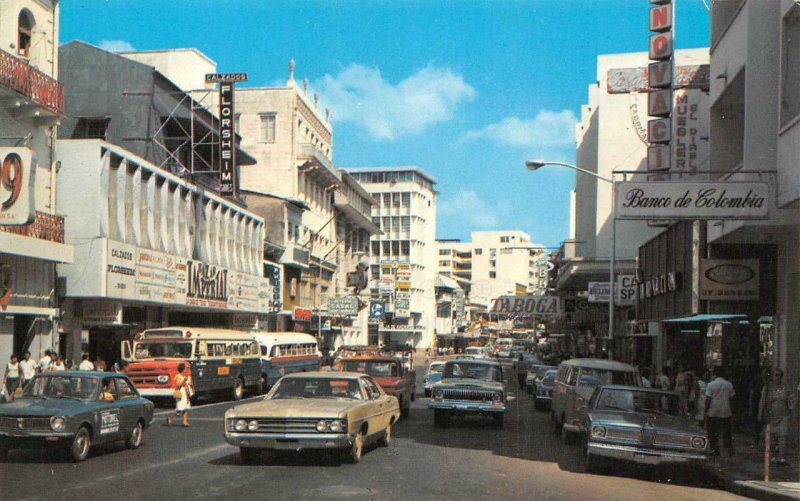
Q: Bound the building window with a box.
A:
[474,248,483,255]
[500,236,510,243]
[372,241,380,256]
[439,249,450,255]
[18,9,34,58]
[489,271,496,279]
[782,7,800,127]
[259,113,276,143]
[490,260,496,267]
[75,117,111,140]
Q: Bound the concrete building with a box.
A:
[557,49,709,356]
[345,167,438,349]
[469,230,540,307]
[0,0,73,367]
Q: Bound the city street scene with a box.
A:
[0,1,798,500]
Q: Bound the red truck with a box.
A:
[337,348,416,418]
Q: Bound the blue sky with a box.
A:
[61,0,710,247]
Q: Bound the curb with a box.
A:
[703,463,800,501]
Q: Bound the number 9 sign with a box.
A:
[1,153,23,209]
[0,148,35,225]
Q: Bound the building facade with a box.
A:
[0,0,72,367]
[345,167,438,349]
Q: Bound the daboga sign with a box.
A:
[615,182,769,220]
[490,295,560,317]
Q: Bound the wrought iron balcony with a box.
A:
[0,48,64,116]
[0,211,65,243]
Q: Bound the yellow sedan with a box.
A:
[224,371,400,464]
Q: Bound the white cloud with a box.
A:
[463,109,577,150]
[439,190,500,228]
[98,40,136,53]
[314,63,475,140]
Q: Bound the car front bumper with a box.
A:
[225,432,353,450]
[0,431,76,449]
[587,442,707,465]
[429,401,505,414]
[136,387,175,398]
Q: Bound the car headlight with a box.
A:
[247,420,259,431]
[433,389,443,399]
[591,426,607,438]
[316,420,330,432]
[492,392,502,402]
[235,419,247,432]
[329,420,344,433]
[157,375,169,384]
[50,416,66,432]
[691,436,706,449]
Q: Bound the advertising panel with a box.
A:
[489,295,560,317]
[379,276,395,295]
[82,301,122,326]
[0,147,36,225]
[616,182,769,220]
[588,282,611,303]
[107,240,136,300]
[328,295,358,316]
[700,259,759,301]
[394,292,411,319]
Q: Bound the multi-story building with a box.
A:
[560,49,708,358]
[469,231,540,307]
[344,167,438,349]
[436,239,472,293]
[56,42,267,365]
[0,1,72,366]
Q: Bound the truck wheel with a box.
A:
[69,427,91,462]
[232,377,245,401]
[424,389,431,398]
[561,426,576,445]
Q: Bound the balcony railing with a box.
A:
[0,211,64,243]
[281,242,310,267]
[298,143,340,186]
[0,48,64,116]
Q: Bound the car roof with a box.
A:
[596,384,676,395]
[281,371,369,379]
[340,356,398,362]
[558,358,639,371]
[445,359,501,367]
[37,371,123,377]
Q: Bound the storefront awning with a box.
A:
[663,314,748,323]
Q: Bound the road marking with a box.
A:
[20,443,232,501]
[153,396,261,416]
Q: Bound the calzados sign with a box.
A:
[490,295,560,317]
[616,182,769,220]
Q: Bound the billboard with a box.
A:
[615,182,769,220]
[489,295,560,317]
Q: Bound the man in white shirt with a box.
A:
[78,354,95,371]
[38,350,53,373]
[19,351,38,387]
[704,366,736,457]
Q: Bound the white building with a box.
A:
[345,167,438,349]
[0,1,73,366]
[705,0,799,389]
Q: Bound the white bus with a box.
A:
[251,332,321,389]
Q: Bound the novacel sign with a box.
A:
[105,238,263,312]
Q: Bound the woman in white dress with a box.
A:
[167,363,192,427]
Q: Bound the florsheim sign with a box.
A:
[615,182,769,220]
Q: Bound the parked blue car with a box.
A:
[0,371,154,462]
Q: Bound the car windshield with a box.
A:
[134,341,193,359]
[443,362,501,382]
[341,360,398,377]
[24,375,99,400]
[429,363,444,373]
[577,368,638,387]
[542,370,557,383]
[595,389,683,416]
[269,377,364,400]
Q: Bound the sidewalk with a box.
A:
[702,432,800,501]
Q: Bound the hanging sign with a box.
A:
[615,182,769,220]
[700,259,759,301]
[489,295,560,317]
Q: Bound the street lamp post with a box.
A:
[524,160,617,360]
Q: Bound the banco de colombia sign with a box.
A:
[615,182,769,220]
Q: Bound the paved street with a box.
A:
[2,363,745,501]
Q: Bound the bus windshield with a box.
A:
[134,341,193,359]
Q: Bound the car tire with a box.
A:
[433,409,448,428]
[240,447,260,465]
[348,431,364,464]
[232,377,245,401]
[561,426,576,445]
[400,398,410,419]
[69,427,91,462]
[125,420,143,449]
[378,423,392,447]
[492,414,504,429]
[424,389,431,398]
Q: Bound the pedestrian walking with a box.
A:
[674,364,691,413]
[759,368,794,465]
[19,351,37,388]
[704,366,736,457]
[38,349,53,373]
[516,353,527,388]
[3,354,21,401]
[50,356,66,372]
[166,363,192,427]
[78,354,95,371]
[695,371,709,424]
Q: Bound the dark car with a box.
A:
[533,369,557,410]
[0,371,155,462]
[581,385,707,473]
